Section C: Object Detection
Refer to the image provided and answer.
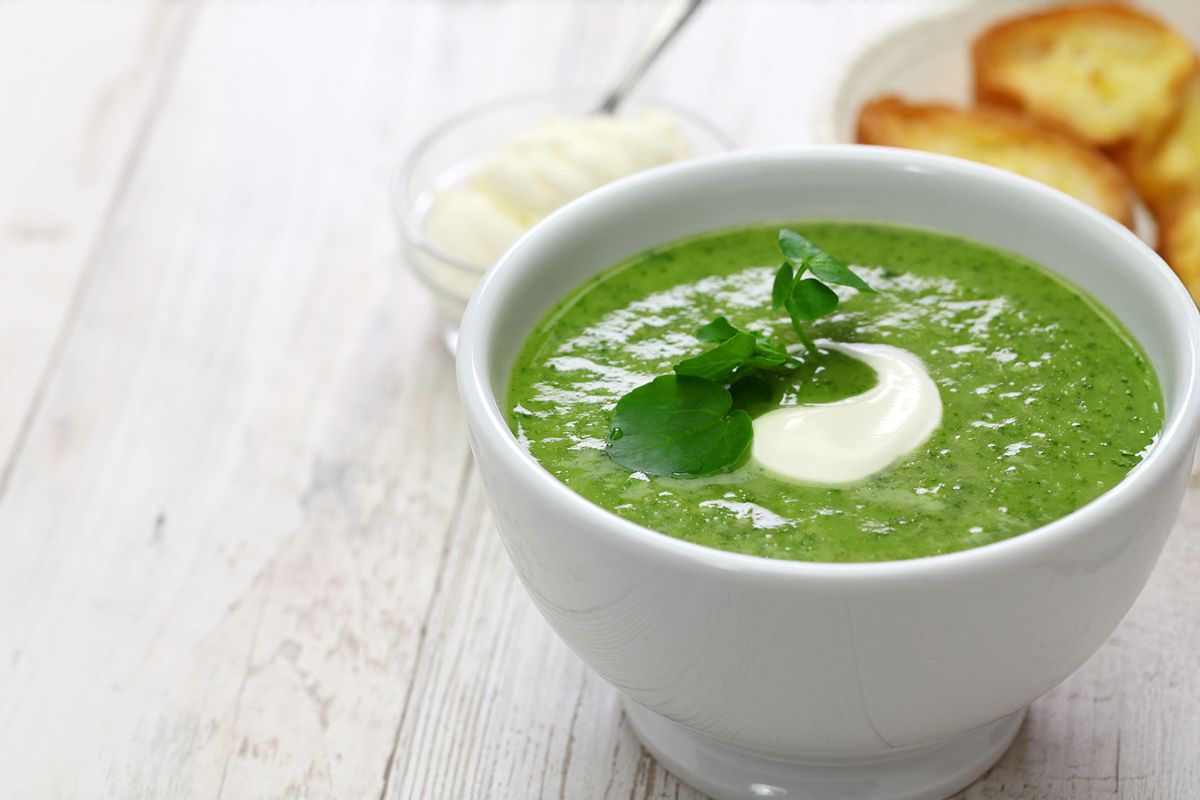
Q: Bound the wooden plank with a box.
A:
[0,2,192,485]
[0,2,477,798]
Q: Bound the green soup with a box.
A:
[506,222,1162,563]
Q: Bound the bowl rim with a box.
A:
[456,145,1200,581]
[391,87,737,278]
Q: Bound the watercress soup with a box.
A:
[507,222,1162,563]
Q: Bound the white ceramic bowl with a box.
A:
[456,147,1200,800]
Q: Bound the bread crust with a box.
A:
[1120,74,1200,216]
[1159,185,1200,302]
[857,96,1135,226]
[973,3,1196,148]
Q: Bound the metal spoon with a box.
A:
[595,0,706,114]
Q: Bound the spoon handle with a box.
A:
[595,0,706,115]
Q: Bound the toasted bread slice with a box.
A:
[1122,75,1200,215]
[857,96,1134,225]
[973,3,1196,148]
[1159,185,1200,302]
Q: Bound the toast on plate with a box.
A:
[1122,75,1200,215]
[973,3,1196,148]
[856,96,1134,226]
[1159,186,1200,302]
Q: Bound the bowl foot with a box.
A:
[623,699,1024,800]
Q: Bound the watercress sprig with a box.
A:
[606,229,874,477]
[674,317,798,383]
[773,229,875,355]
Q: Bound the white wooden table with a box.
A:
[1,2,1196,798]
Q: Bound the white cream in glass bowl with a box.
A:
[394,91,733,351]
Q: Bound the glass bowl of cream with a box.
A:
[394,90,734,351]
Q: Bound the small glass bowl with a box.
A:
[393,90,735,352]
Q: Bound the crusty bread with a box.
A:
[1121,75,1200,216]
[973,3,1196,148]
[1159,185,1200,302]
[856,96,1134,226]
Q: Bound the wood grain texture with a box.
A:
[0,2,191,488]
[0,3,471,797]
[0,2,1196,799]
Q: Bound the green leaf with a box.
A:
[786,278,839,321]
[607,375,753,476]
[695,316,739,344]
[748,352,795,370]
[771,262,793,310]
[778,229,874,292]
[809,256,875,292]
[675,331,757,382]
[749,336,792,364]
[684,318,797,380]
[745,337,793,370]
[778,228,818,267]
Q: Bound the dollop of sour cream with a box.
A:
[751,342,942,486]
[423,111,689,266]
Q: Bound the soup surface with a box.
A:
[507,222,1162,562]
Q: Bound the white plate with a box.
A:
[812,0,1200,244]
